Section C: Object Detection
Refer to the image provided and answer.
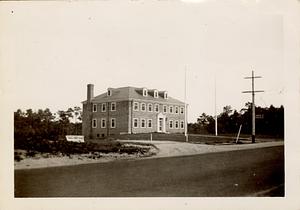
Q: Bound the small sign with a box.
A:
[66,135,85,143]
[255,114,264,119]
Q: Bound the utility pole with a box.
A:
[242,70,264,143]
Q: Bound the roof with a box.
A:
[82,86,184,105]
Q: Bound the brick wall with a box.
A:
[130,101,185,134]
[82,103,93,139]
[83,101,130,139]
[83,100,186,139]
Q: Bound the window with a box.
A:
[133,102,139,111]
[107,89,112,96]
[175,106,179,114]
[92,104,97,112]
[141,103,146,111]
[163,105,167,113]
[154,90,158,98]
[110,118,116,128]
[175,120,179,129]
[141,119,146,128]
[169,120,173,129]
[111,102,116,111]
[133,118,139,128]
[148,104,153,112]
[180,107,184,114]
[143,88,148,97]
[101,103,106,112]
[100,118,106,128]
[92,119,97,128]
[164,91,168,99]
[180,120,184,129]
[169,106,173,114]
[147,119,152,128]
[154,104,159,112]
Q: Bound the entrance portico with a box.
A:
[157,113,166,133]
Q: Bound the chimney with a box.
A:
[87,84,94,102]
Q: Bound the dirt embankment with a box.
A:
[14,143,158,170]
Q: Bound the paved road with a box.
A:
[15,145,284,197]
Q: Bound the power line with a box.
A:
[242,70,264,143]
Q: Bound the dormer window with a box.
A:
[142,88,148,97]
[164,91,168,99]
[107,88,112,96]
[154,90,158,98]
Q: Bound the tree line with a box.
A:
[14,102,284,145]
[14,107,153,158]
[188,103,284,138]
[14,107,82,144]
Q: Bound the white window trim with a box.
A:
[169,120,173,129]
[140,118,146,128]
[101,103,106,112]
[101,118,106,128]
[154,90,158,98]
[175,120,179,129]
[175,106,179,114]
[154,104,159,112]
[180,107,184,114]
[164,91,168,99]
[141,103,146,112]
[110,118,116,128]
[180,120,184,129]
[147,119,152,128]
[111,102,116,111]
[133,102,139,111]
[93,104,97,112]
[163,105,167,113]
[92,119,97,128]
[143,88,148,97]
[169,106,173,114]
[133,118,139,128]
[148,103,153,112]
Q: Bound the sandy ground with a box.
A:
[122,140,284,158]
[14,140,283,170]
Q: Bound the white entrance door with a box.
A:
[157,113,166,133]
[158,118,163,132]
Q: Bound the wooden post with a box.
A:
[235,124,242,144]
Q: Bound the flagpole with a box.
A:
[184,67,188,142]
[215,75,218,136]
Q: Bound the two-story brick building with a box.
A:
[82,84,186,139]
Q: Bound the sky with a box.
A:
[1,0,298,123]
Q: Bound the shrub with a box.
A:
[14,138,153,157]
[26,150,37,157]
[14,152,23,162]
